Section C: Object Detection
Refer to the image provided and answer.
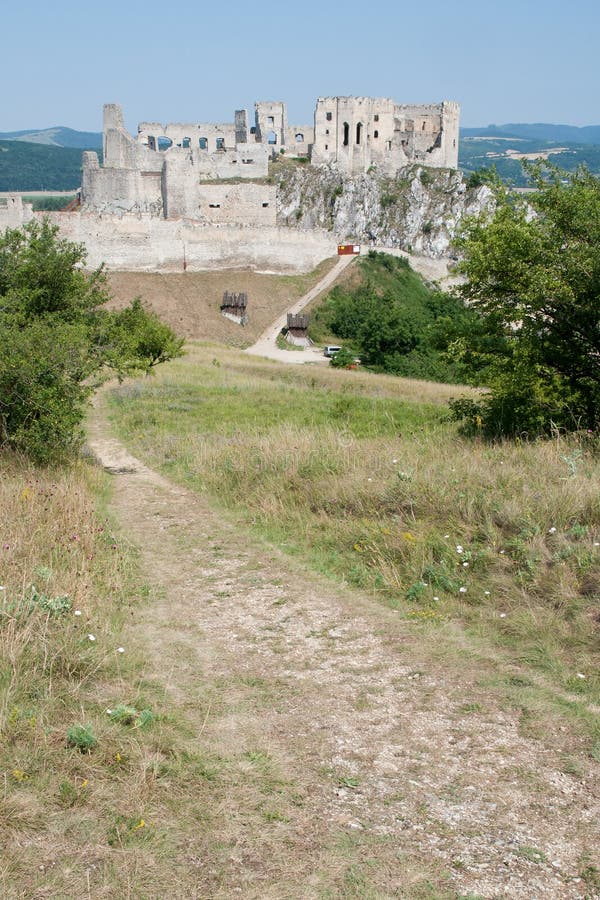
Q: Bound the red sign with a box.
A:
[338,244,361,255]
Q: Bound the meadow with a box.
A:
[109,345,600,729]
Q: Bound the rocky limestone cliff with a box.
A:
[271,161,493,258]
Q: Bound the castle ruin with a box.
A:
[81,96,459,223]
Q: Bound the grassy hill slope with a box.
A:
[0,141,92,191]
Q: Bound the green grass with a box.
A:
[108,344,600,722]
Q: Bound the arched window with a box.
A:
[374,130,379,139]
[147,136,157,151]
[267,130,277,145]
[343,122,349,147]
[199,137,208,150]
[182,137,191,149]
[295,133,304,143]
[216,137,225,150]
[157,136,173,151]
[356,122,363,145]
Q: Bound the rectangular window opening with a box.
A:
[326,112,332,121]
[209,203,221,208]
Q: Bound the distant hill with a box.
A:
[0,127,102,150]
[462,123,600,145]
[459,124,600,186]
[0,141,93,191]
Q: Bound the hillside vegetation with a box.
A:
[308,250,479,382]
[0,141,98,191]
[109,345,600,735]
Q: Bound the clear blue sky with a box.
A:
[3,0,598,131]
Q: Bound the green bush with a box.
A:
[0,220,183,462]
[454,163,600,436]
[310,251,479,382]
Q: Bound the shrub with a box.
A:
[0,220,183,462]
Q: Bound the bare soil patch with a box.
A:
[107,258,337,347]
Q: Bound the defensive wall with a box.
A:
[36,211,338,273]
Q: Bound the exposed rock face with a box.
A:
[273,162,493,258]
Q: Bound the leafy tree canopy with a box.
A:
[0,219,183,462]
[311,251,480,383]
[451,164,600,437]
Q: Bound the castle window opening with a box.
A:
[182,137,191,148]
[242,158,254,164]
[216,137,225,150]
[262,202,269,207]
[157,136,173,151]
[325,129,329,135]
[343,122,349,146]
[209,203,221,208]
[374,130,379,138]
[326,112,332,121]
[387,140,392,150]
[268,116,274,125]
[453,139,456,147]
[356,122,363,145]
[295,133,304,142]
[422,122,426,130]
[374,114,379,122]
[267,131,277,145]
[147,136,157,151]
[324,144,328,150]
[199,137,208,149]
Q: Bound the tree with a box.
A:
[0,219,183,462]
[451,164,600,436]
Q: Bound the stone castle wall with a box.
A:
[40,211,336,273]
[0,194,35,230]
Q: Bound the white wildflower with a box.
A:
[576,673,586,679]
[462,561,469,567]
[74,609,82,616]
[87,634,96,642]
[499,613,507,618]
[456,545,464,554]
[117,647,125,653]
[548,527,557,534]
[484,590,491,596]
[459,587,467,594]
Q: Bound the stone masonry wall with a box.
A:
[42,211,336,273]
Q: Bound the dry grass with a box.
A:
[0,455,248,898]
[108,344,600,718]
[106,256,338,347]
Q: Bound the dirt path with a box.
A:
[87,406,599,898]
[244,255,356,364]
[244,249,460,366]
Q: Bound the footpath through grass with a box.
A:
[0,454,244,897]
[109,345,600,736]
